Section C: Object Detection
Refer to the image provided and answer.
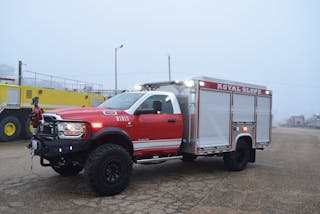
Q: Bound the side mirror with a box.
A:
[152,100,162,112]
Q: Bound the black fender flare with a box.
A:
[91,127,133,155]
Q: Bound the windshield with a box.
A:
[99,92,144,110]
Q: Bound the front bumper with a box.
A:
[30,137,90,158]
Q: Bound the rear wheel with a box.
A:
[223,142,249,171]
[22,118,33,139]
[85,144,132,196]
[51,164,83,176]
[0,116,21,142]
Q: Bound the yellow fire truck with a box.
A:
[0,72,105,142]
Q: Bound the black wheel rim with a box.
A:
[102,159,122,183]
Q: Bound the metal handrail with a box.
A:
[22,70,104,93]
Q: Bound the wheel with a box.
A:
[23,118,33,139]
[0,116,22,142]
[223,142,249,171]
[182,153,197,162]
[51,164,83,176]
[85,144,133,196]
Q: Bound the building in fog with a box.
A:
[306,114,320,128]
[287,115,305,127]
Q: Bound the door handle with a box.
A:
[168,119,176,123]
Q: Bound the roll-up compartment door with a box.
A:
[199,90,230,147]
[7,88,20,107]
[256,96,271,143]
[233,94,255,122]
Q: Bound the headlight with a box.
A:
[57,122,87,139]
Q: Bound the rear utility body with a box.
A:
[145,76,272,156]
[29,76,272,196]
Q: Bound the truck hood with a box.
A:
[47,107,120,121]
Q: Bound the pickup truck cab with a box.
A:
[31,91,184,195]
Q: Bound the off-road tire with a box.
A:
[85,144,133,196]
[223,142,249,171]
[182,153,197,162]
[23,118,33,139]
[51,164,83,176]
[0,116,21,142]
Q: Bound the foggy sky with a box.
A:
[0,0,319,121]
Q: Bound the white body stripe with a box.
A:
[133,139,181,150]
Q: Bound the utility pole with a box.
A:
[115,48,118,94]
[18,60,22,86]
[115,44,124,95]
[168,55,171,81]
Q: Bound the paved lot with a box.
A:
[0,127,319,214]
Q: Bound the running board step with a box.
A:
[137,155,183,164]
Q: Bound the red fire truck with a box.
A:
[29,76,272,196]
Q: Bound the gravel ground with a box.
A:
[0,127,319,214]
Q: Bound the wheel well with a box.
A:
[91,134,133,157]
[237,136,252,149]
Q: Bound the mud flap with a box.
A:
[249,148,256,163]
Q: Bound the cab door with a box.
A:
[131,94,183,154]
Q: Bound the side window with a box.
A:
[138,95,174,114]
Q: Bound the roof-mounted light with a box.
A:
[134,84,143,91]
[184,80,195,88]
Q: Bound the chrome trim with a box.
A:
[137,156,183,163]
[0,106,4,114]
[43,113,62,120]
